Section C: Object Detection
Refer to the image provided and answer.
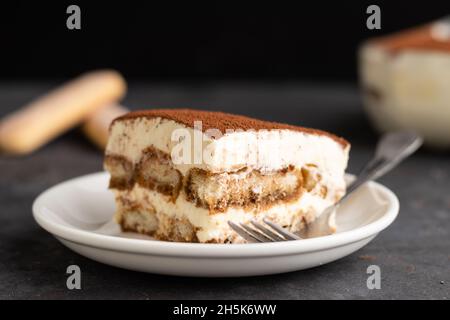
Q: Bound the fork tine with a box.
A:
[239,223,274,242]
[263,218,302,240]
[228,221,261,243]
[250,220,286,241]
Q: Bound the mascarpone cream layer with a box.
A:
[116,184,336,243]
[106,117,349,191]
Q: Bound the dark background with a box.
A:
[1,1,449,300]
[1,1,448,81]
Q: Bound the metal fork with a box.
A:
[228,219,301,243]
[229,131,423,243]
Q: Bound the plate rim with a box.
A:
[32,171,399,258]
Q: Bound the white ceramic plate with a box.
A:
[32,172,399,277]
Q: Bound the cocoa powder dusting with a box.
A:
[112,108,349,148]
[368,24,450,54]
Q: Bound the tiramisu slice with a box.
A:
[104,109,350,243]
[359,18,450,147]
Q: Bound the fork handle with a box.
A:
[340,131,422,203]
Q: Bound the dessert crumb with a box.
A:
[405,264,416,274]
[359,255,376,261]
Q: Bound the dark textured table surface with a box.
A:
[0,82,449,299]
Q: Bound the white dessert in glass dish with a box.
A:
[359,17,450,148]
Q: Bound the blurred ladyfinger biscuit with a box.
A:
[82,104,128,149]
[0,70,126,155]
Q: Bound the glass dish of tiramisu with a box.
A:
[359,17,450,148]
